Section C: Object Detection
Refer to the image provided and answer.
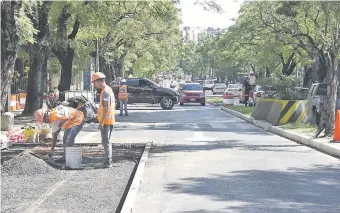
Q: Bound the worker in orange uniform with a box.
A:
[91,72,115,168]
[35,104,84,161]
[118,78,129,116]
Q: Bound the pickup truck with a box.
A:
[307,83,340,125]
[110,77,179,110]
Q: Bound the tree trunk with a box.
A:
[23,54,49,114]
[302,66,312,87]
[52,4,80,101]
[56,47,74,101]
[317,53,328,82]
[1,1,21,114]
[324,52,339,136]
[23,1,51,114]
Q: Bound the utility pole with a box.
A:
[96,38,99,73]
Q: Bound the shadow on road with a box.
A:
[165,165,340,213]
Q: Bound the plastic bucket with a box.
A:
[65,147,82,169]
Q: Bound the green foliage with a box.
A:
[15,0,38,45]
[257,76,306,100]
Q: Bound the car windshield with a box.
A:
[228,84,239,89]
[257,86,264,92]
[316,83,327,96]
[215,84,226,88]
[183,84,202,90]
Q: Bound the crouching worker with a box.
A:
[35,104,85,161]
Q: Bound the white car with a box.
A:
[224,84,241,97]
[252,85,265,106]
[212,83,227,94]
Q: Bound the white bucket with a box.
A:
[65,147,82,169]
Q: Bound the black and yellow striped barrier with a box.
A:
[277,100,309,125]
[252,98,310,126]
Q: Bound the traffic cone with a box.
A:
[333,110,340,142]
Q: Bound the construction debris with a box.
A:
[1,150,57,177]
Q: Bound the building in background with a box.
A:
[180,26,222,43]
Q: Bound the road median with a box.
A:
[221,106,340,159]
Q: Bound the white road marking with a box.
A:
[25,171,76,213]
[76,132,100,144]
[209,122,227,129]
[153,124,170,129]
[185,132,216,142]
[182,123,199,129]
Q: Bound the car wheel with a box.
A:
[201,103,205,106]
[180,102,184,106]
[160,96,174,110]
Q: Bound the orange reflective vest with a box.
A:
[118,85,128,100]
[97,86,115,125]
[50,105,84,129]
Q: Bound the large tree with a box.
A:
[23,1,52,114]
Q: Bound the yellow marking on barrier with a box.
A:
[279,101,301,125]
[296,107,308,124]
[258,98,276,103]
[274,100,289,110]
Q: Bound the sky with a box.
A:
[178,0,245,29]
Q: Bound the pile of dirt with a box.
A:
[1,150,57,177]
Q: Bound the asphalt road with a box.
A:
[106,104,340,213]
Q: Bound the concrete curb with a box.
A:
[221,106,340,159]
[120,142,152,213]
[206,101,223,107]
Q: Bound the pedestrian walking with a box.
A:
[243,77,252,107]
[118,78,129,116]
[34,104,85,161]
[91,72,115,168]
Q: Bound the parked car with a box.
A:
[111,77,179,110]
[252,85,265,106]
[203,79,216,92]
[212,83,227,94]
[307,83,340,126]
[224,84,241,97]
[179,83,205,106]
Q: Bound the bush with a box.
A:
[257,76,306,100]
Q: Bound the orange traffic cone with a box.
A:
[333,110,340,142]
[16,94,20,110]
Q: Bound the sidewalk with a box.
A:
[221,106,340,159]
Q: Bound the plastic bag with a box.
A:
[78,101,98,122]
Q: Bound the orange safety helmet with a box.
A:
[91,72,106,83]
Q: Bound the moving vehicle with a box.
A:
[212,83,227,94]
[179,83,205,106]
[111,77,179,110]
[224,84,241,97]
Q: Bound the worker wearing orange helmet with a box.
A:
[91,72,115,168]
[35,104,84,161]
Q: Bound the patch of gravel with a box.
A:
[33,160,136,213]
[1,150,57,177]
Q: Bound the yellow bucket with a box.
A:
[24,129,37,143]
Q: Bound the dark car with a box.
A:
[111,77,179,110]
[179,83,205,106]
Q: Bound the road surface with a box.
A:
[103,104,340,213]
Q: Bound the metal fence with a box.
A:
[64,90,97,102]
[10,78,28,94]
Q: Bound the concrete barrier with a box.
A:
[251,98,275,120]
[266,100,310,126]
